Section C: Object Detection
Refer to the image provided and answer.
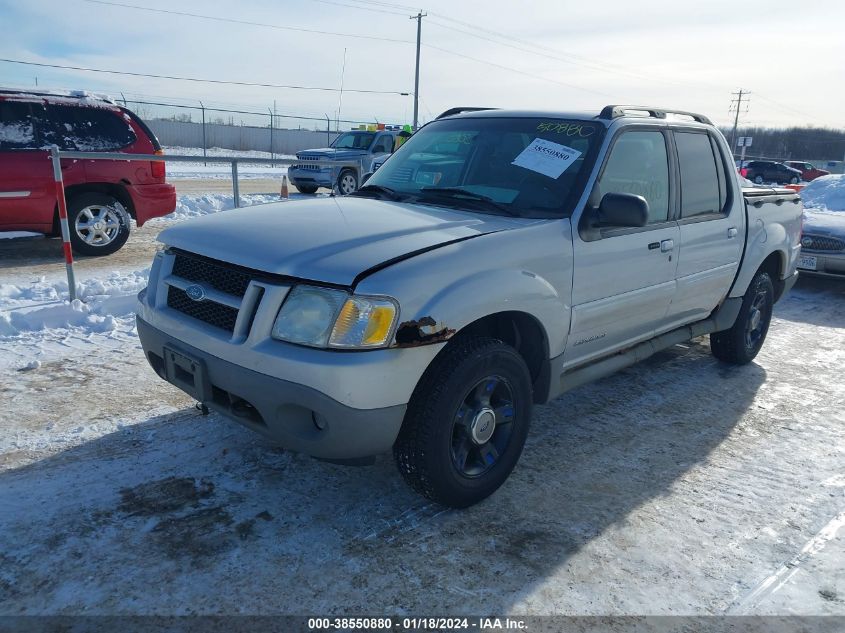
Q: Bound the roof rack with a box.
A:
[435,107,498,120]
[598,105,712,125]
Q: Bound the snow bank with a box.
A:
[150,193,283,223]
[800,175,845,212]
[0,269,149,339]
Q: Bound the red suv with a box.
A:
[783,161,830,182]
[0,89,176,255]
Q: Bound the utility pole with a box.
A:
[729,89,750,158]
[410,11,426,131]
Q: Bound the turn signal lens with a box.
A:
[329,296,398,348]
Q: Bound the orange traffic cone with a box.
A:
[281,174,290,199]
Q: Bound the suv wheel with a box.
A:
[753,175,764,184]
[68,193,131,256]
[393,337,533,508]
[337,169,358,196]
[789,176,799,184]
[709,271,774,365]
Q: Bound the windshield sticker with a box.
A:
[536,122,595,137]
[511,138,583,179]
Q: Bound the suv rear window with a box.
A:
[36,104,136,151]
[0,100,36,149]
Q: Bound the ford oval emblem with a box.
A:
[185,284,207,302]
[801,236,813,248]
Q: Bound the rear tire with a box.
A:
[393,337,533,508]
[789,176,799,184]
[710,271,774,365]
[753,175,764,184]
[68,193,131,257]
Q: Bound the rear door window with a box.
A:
[675,132,722,217]
[37,104,136,151]
[0,101,36,150]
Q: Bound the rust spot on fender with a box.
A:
[394,316,455,347]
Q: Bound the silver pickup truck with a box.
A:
[136,105,802,508]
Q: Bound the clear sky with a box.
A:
[1,0,843,131]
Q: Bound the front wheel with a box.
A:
[296,185,318,194]
[710,271,774,365]
[393,337,533,508]
[68,193,131,256]
[336,169,358,196]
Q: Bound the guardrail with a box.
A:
[49,145,361,301]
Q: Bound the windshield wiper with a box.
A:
[418,187,520,216]
[350,184,404,201]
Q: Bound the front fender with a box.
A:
[356,220,574,358]
[394,267,569,353]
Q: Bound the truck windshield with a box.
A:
[364,117,604,217]
[331,131,376,150]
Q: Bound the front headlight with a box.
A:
[271,285,398,349]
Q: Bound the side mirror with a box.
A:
[599,193,649,227]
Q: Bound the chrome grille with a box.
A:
[801,234,845,252]
[293,155,322,171]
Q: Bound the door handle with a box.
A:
[727,227,738,238]
[660,239,674,253]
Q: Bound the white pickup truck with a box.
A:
[136,105,802,507]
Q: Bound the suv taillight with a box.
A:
[151,150,166,179]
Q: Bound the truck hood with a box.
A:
[297,148,366,160]
[803,209,845,238]
[158,197,528,286]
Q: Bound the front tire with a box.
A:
[337,169,358,196]
[393,337,533,508]
[68,193,130,256]
[710,271,774,365]
[297,185,318,194]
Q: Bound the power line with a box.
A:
[82,0,414,44]
[0,58,410,95]
[422,43,616,99]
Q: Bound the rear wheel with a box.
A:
[68,193,131,256]
[337,169,358,196]
[789,176,799,184]
[297,185,318,194]
[710,271,774,365]
[753,175,764,184]
[393,337,533,508]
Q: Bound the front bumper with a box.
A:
[137,316,406,459]
[127,182,177,226]
[797,251,845,279]
[287,166,336,188]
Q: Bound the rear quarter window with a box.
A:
[0,101,36,150]
[675,131,722,217]
[37,104,136,151]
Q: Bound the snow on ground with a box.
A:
[0,276,843,616]
[0,193,294,370]
[163,146,294,180]
[801,174,845,211]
